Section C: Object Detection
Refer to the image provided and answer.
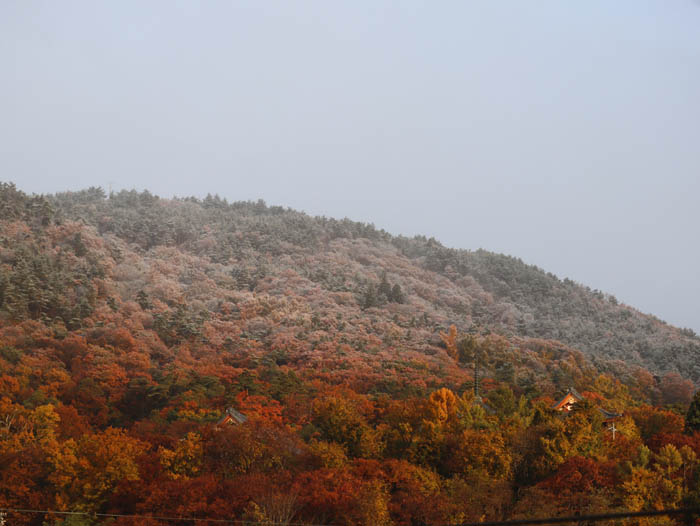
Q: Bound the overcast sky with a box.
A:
[2,1,699,332]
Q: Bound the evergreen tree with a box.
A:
[136,290,152,310]
[362,283,378,309]
[71,233,88,257]
[0,271,8,310]
[390,283,405,303]
[685,391,700,434]
[377,271,392,303]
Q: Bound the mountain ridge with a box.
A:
[2,181,698,385]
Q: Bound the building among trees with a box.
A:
[217,407,248,426]
[553,387,621,423]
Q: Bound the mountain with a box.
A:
[3,182,697,385]
[3,181,700,525]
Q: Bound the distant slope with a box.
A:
[404,241,700,379]
[2,182,699,384]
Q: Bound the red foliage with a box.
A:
[539,457,617,494]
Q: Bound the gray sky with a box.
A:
[2,1,699,332]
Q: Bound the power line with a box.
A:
[443,507,700,526]
[4,506,699,526]
[0,508,331,526]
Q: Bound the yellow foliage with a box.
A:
[48,427,144,511]
[622,444,684,511]
[31,403,60,443]
[452,429,512,479]
[309,439,348,468]
[159,432,204,479]
[439,325,458,359]
[426,388,458,425]
[354,480,393,526]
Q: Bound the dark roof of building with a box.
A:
[598,408,622,420]
[552,387,622,420]
[567,387,584,401]
[217,407,248,425]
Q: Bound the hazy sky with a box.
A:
[2,1,699,332]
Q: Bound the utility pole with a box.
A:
[608,422,617,441]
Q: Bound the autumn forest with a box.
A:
[2,182,700,526]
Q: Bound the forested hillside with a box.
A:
[18,183,700,381]
[2,181,700,526]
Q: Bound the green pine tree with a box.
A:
[685,391,700,434]
[377,271,392,303]
[362,284,378,309]
[390,283,405,303]
[136,290,152,310]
